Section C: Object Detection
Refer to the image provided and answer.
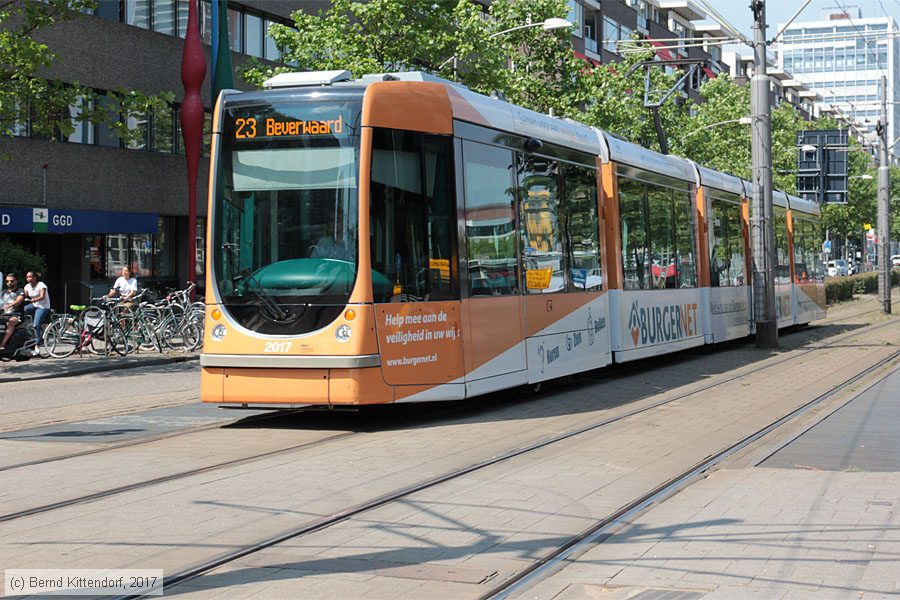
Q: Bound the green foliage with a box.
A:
[825,269,900,303]
[672,75,750,177]
[0,0,174,147]
[0,240,47,279]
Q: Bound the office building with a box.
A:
[774,7,900,151]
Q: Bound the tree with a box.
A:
[671,74,751,176]
[0,0,172,145]
[579,47,689,152]
[243,0,584,119]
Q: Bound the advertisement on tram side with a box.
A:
[796,283,826,323]
[524,294,611,383]
[611,289,705,361]
[708,286,751,342]
[775,285,794,327]
[376,301,465,386]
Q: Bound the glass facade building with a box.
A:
[775,12,900,152]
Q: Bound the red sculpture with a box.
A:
[180,0,207,292]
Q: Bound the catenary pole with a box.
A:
[877,74,892,314]
[751,0,777,347]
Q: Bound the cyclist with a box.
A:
[0,274,25,352]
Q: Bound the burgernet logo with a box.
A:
[628,301,641,346]
[627,299,700,348]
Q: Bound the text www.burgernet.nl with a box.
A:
[386,354,438,367]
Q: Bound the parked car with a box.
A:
[826,259,849,277]
[892,255,900,268]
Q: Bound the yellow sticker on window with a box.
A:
[525,268,553,290]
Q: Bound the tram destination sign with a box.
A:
[230,102,357,141]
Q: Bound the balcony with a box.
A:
[656,0,706,21]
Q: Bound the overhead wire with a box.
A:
[772,0,814,43]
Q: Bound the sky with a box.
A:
[714,0,900,38]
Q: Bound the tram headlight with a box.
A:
[335,324,352,343]
[211,324,227,341]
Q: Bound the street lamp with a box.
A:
[849,174,874,180]
[438,17,574,73]
[680,116,752,140]
[489,17,574,38]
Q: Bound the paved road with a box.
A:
[0,361,200,433]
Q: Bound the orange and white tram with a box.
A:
[200,70,825,408]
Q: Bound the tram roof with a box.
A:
[789,194,820,216]
[773,190,789,208]
[602,134,697,184]
[443,80,608,160]
[694,164,745,197]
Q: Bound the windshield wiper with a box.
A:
[222,244,298,324]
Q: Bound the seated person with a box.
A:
[311,230,352,261]
[0,274,25,351]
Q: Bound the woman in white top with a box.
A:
[24,271,51,354]
[109,266,138,300]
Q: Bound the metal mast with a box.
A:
[751,0,777,346]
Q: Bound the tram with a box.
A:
[200,70,826,408]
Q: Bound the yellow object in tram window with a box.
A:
[393,283,402,295]
[429,258,450,281]
[526,268,553,290]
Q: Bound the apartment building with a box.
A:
[567,0,727,102]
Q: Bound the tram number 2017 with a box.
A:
[264,342,293,353]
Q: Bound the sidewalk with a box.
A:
[0,350,198,383]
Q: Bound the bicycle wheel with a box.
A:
[106,318,132,356]
[158,316,184,350]
[81,307,107,355]
[43,317,79,358]
[181,321,202,351]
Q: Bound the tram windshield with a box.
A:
[213,97,361,333]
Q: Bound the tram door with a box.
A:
[460,140,527,396]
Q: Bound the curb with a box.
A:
[0,354,199,384]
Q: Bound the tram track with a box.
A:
[482,351,900,599]
[98,316,900,599]
[3,312,896,531]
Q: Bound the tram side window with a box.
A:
[619,177,648,291]
[519,155,565,294]
[673,190,697,288]
[807,221,824,282]
[710,199,727,287]
[370,129,457,303]
[797,218,824,282]
[648,185,675,289]
[792,216,807,282]
[463,141,518,297]
[563,165,602,291]
[710,197,744,287]
[774,207,790,284]
[724,201,745,286]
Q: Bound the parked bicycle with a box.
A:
[0,313,48,361]
[43,297,131,358]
